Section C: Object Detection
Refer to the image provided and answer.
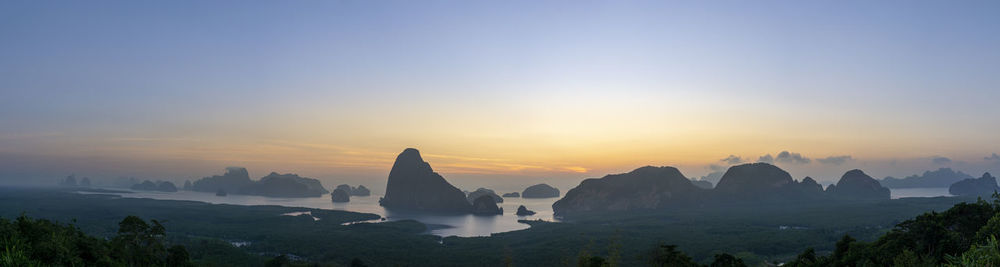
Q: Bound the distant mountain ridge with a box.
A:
[881,168,973,188]
[949,173,999,196]
[190,167,329,198]
[240,172,329,197]
[553,163,891,216]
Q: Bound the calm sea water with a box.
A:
[90,186,949,237]
[97,189,559,237]
[890,187,952,199]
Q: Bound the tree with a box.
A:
[1,214,188,266]
[113,216,167,266]
[947,236,1000,267]
[646,244,698,267]
[351,257,370,267]
[167,245,193,266]
[265,254,290,267]
[710,253,747,267]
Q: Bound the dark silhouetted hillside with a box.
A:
[379,148,471,213]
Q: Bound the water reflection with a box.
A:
[91,189,559,237]
[890,187,952,199]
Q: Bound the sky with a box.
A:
[2,1,999,191]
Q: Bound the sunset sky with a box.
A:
[2,1,999,189]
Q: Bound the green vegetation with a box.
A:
[782,194,1000,266]
[0,186,992,266]
[0,214,190,266]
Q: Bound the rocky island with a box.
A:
[467,188,503,203]
[131,180,178,192]
[190,167,329,198]
[949,173,999,196]
[337,184,372,197]
[379,148,472,213]
[191,167,254,194]
[522,184,560,198]
[331,188,351,202]
[471,195,502,215]
[515,205,536,216]
[553,163,893,216]
[552,166,702,216]
[240,172,329,198]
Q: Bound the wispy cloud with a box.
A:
[932,156,952,165]
[817,155,853,165]
[720,155,744,165]
[758,154,774,163]
[708,164,727,172]
[775,151,811,164]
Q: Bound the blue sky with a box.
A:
[2,1,999,187]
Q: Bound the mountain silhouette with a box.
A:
[552,166,702,216]
[379,148,471,213]
[949,173,999,196]
[826,170,890,200]
[522,184,560,198]
[881,168,973,188]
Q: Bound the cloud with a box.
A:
[932,156,952,165]
[775,151,811,164]
[700,171,725,184]
[757,154,774,163]
[720,155,744,165]
[986,153,1000,161]
[758,154,774,163]
[817,155,853,165]
[708,164,727,172]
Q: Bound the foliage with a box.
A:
[1,186,991,266]
[946,235,1000,267]
[784,195,1000,266]
[0,214,190,266]
[709,253,746,267]
[646,244,699,267]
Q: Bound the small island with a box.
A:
[131,180,179,192]
[522,184,560,198]
[471,195,502,215]
[515,205,535,216]
[331,188,351,203]
[189,167,329,198]
[467,188,503,203]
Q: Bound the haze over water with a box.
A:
[81,184,947,237]
[96,188,561,237]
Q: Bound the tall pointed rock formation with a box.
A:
[379,148,471,213]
